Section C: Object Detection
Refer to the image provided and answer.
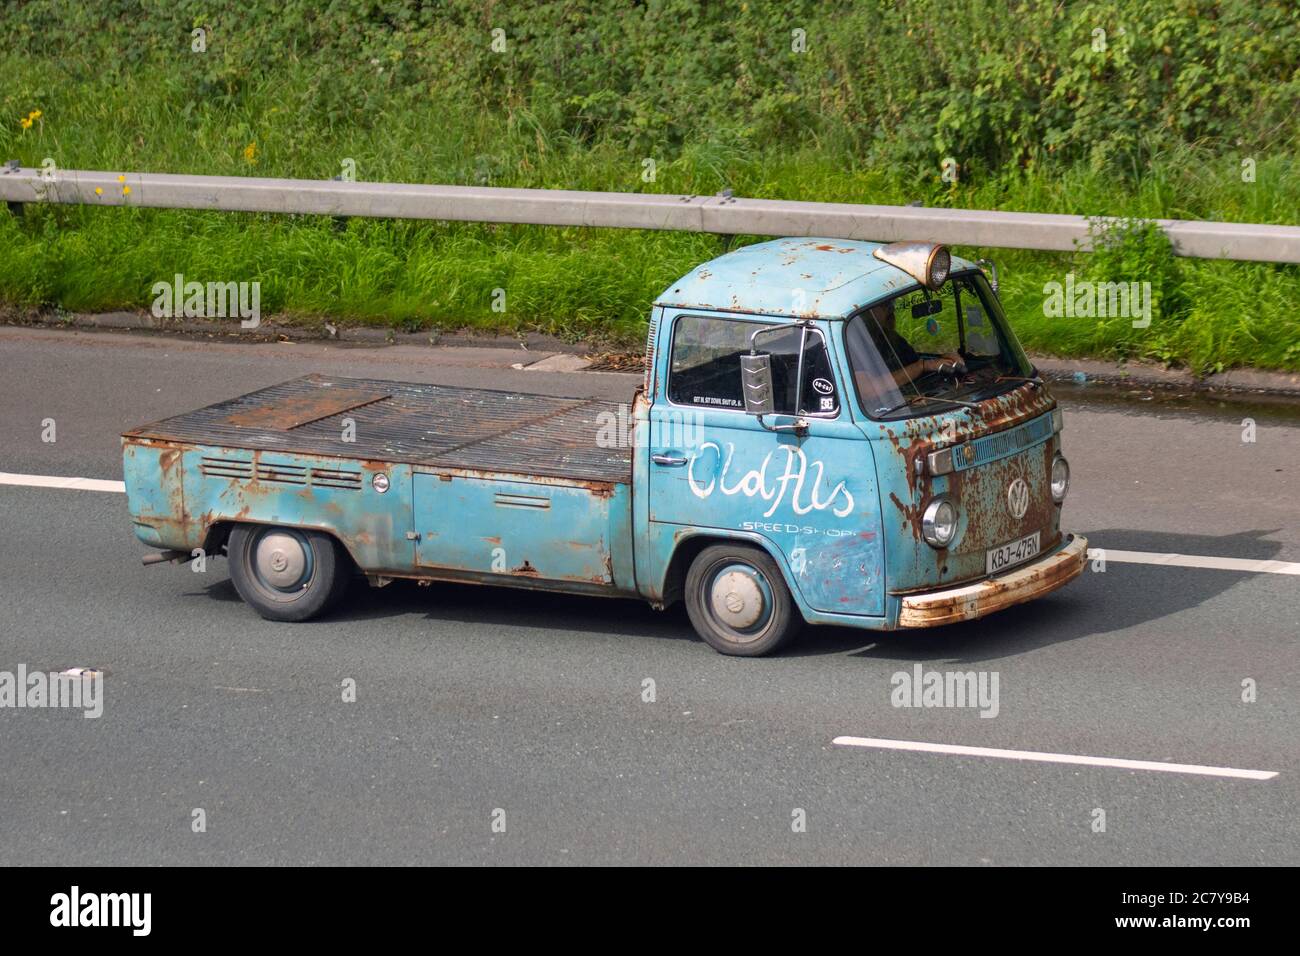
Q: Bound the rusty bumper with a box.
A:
[897,533,1088,628]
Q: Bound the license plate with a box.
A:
[986,532,1040,574]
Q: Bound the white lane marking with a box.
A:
[0,472,125,493]
[832,736,1278,781]
[1089,548,1300,576]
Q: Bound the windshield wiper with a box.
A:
[994,374,1043,388]
[874,393,981,416]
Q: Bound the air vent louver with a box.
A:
[255,462,307,485]
[199,456,253,479]
[310,467,362,490]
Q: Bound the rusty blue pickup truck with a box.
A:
[123,238,1086,656]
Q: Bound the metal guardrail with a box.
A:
[3,165,1298,263]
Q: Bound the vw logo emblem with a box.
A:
[1006,478,1030,519]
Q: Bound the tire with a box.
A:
[684,544,803,656]
[227,524,350,622]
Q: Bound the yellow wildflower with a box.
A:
[243,141,257,164]
[19,117,31,129]
[94,187,103,195]
[122,185,131,195]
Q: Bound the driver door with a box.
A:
[646,312,885,618]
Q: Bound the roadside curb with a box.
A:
[1030,356,1300,398]
[0,307,590,355]
[4,307,1300,398]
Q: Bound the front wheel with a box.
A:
[684,544,802,656]
[227,524,350,622]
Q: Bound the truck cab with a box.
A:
[123,237,1086,657]
[631,238,1085,652]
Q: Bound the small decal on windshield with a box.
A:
[811,377,834,395]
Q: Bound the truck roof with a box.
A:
[655,237,978,320]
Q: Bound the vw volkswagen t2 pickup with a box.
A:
[123,238,1087,656]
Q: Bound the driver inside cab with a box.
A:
[864,300,966,388]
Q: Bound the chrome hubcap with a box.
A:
[254,531,309,590]
[709,568,766,630]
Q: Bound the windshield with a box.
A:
[844,271,1033,419]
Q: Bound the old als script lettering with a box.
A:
[686,441,854,518]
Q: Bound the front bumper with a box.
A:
[896,533,1088,628]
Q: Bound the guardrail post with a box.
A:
[716,189,737,251]
[2,160,21,216]
[330,174,348,233]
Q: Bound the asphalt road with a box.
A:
[1,325,1297,865]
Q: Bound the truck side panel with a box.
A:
[128,442,639,594]
[412,472,633,588]
[181,446,415,571]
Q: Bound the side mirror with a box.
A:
[739,353,775,416]
[977,258,999,293]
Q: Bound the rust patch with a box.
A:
[511,560,540,577]
[221,389,390,430]
[889,491,926,541]
[158,447,182,475]
[586,482,616,499]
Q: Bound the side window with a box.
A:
[955,278,1001,357]
[667,315,839,416]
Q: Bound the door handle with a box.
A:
[651,453,688,467]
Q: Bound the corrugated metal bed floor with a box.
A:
[124,374,633,484]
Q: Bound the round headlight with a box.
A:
[927,246,951,289]
[922,496,958,548]
[1050,455,1069,503]
[372,472,390,494]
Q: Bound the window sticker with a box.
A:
[692,395,742,408]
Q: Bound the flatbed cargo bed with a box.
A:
[124,374,632,484]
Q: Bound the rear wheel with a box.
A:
[227,524,349,622]
[684,544,802,656]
